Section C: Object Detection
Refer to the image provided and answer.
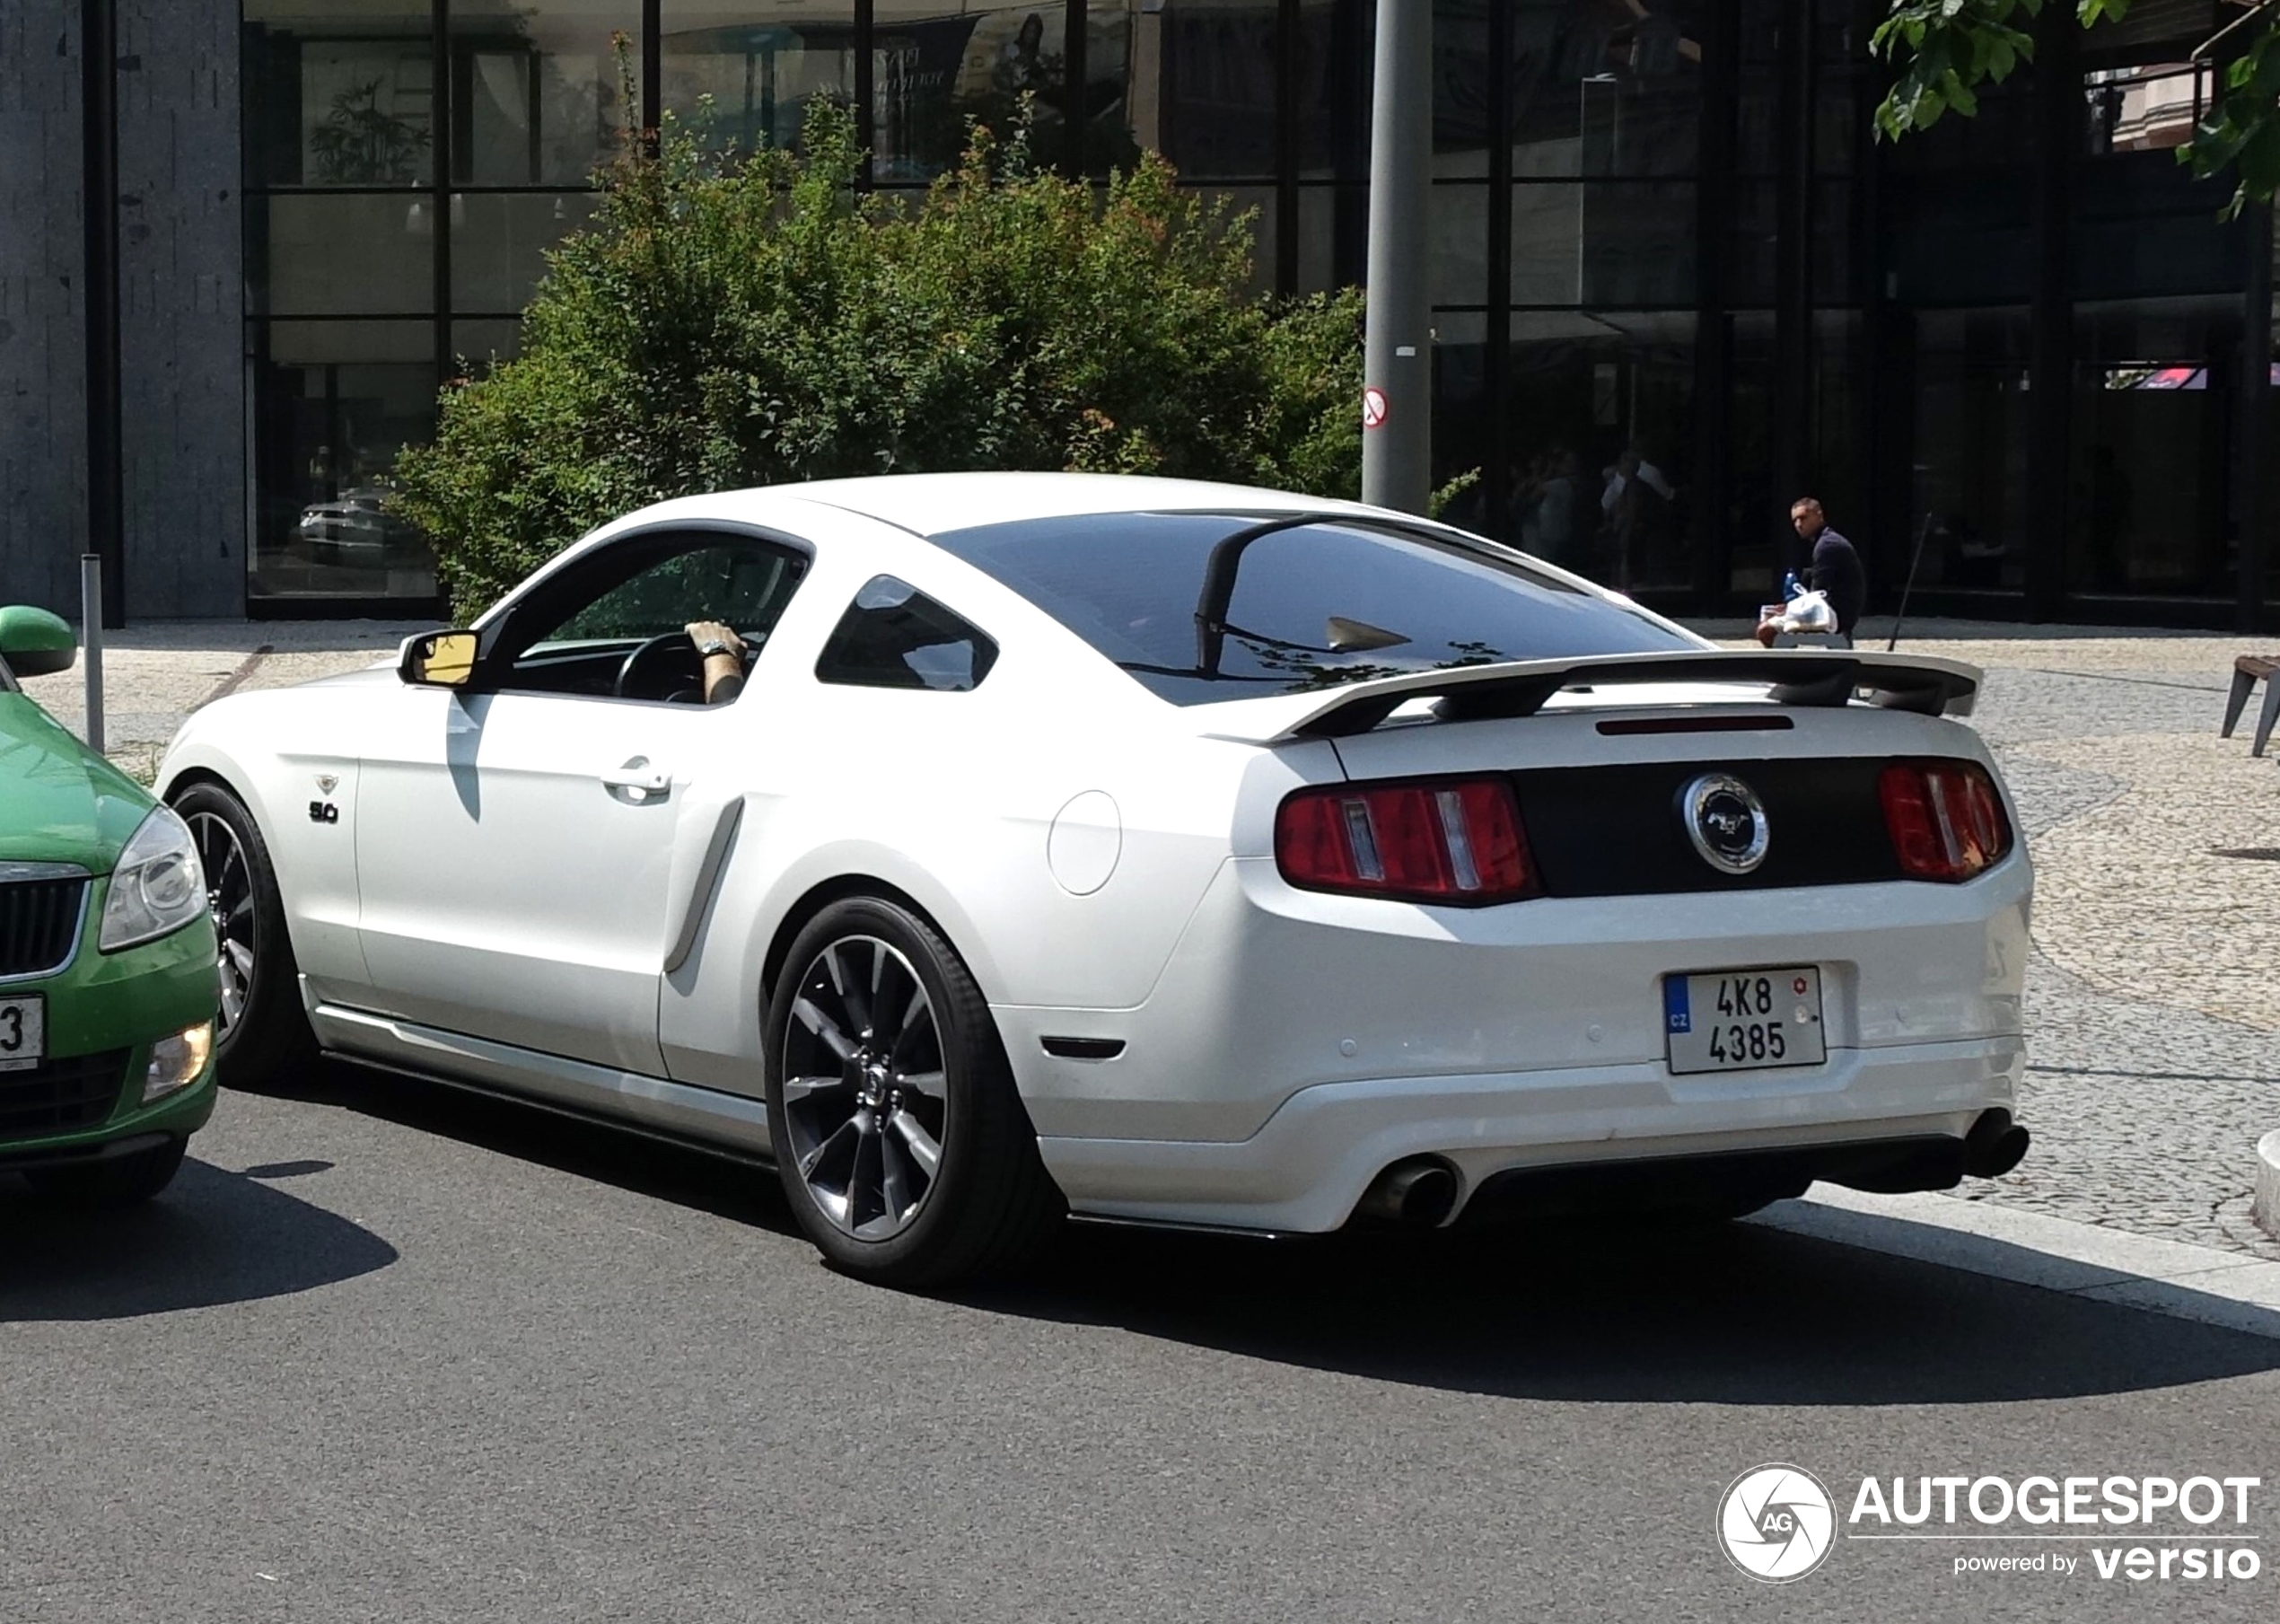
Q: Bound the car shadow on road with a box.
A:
[292,1058,802,1238]
[0,1157,399,1322]
[959,1217,2280,1409]
[267,1064,2280,1410]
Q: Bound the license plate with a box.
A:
[1662,969,1825,1075]
[0,993,45,1073]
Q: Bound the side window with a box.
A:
[495,533,807,698]
[543,540,802,644]
[814,576,998,693]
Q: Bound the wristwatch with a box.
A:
[697,638,735,659]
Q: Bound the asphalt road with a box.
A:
[5,1066,2276,1623]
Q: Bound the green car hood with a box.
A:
[0,692,155,872]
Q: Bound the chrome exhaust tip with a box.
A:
[1355,1156,1460,1227]
[1964,1109,2030,1180]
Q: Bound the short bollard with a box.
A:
[80,551,105,754]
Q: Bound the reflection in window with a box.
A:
[451,3,636,186]
[1906,307,2031,597]
[452,193,602,312]
[872,4,1096,182]
[1295,182,1364,294]
[1082,1,1142,176]
[1484,312,1696,593]
[2072,299,2237,598]
[252,320,440,603]
[1293,0,1372,183]
[1434,312,1490,522]
[1432,183,1489,307]
[664,3,858,156]
[245,4,435,188]
[2083,62,2213,157]
[1508,0,1702,180]
[1434,0,1490,169]
[258,193,439,316]
[1510,181,1696,307]
[1152,0,1278,180]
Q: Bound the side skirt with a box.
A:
[308,1000,774,1162]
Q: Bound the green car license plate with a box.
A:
[0,992,46,1073]
[1662,969,1825,1075]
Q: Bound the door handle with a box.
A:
[601,757,671,799]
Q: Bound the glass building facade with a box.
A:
[236,0,2279,625]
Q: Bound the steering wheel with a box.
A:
[614,632,706,702]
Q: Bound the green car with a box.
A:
[0,604,219,1204]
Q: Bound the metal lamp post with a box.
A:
[1361,0,1432,514]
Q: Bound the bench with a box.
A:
[2221,654,2280,756]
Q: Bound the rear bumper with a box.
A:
[1003,851,2032,1145]
[1036,1032,2023,1233]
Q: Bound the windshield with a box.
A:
[927,510,1698,705]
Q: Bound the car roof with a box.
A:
[739,471,1380,538]
[487,475,1384,632]
[505,472,1703,656]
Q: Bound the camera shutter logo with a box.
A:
[1717,1464,1835,1583]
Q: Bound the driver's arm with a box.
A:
[685,620,748,704]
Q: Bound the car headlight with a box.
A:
[143,1021,214,1102]
[100,806,207,952]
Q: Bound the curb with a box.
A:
[1753,1185,2280,1342]
[2257,1129,2280,1242]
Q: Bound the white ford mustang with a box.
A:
[159,473,2030,1283]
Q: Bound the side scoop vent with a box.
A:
[1040,1036,1126,1061]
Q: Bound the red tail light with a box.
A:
[1879,760,2013,882]
[1275,777,1538,904]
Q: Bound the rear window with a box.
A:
[928,511,1696,705]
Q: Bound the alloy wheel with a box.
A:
[779,935,949,1241]
[185,811,255,1038]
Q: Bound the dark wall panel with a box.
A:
[0,1,89,616]
[118,0,243,619]
[0,0,241,621]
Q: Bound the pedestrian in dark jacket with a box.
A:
[1789,496,1865,642]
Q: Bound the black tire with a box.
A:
[170,780,318,1092]
[764,897,1064,1286]
[28,1137,189,1208]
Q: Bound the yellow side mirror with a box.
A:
[399,629,479,688]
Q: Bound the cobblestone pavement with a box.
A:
[1876,628,2280,1259]
[18,620,411,782]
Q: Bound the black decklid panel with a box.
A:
[1514,757,1907,896]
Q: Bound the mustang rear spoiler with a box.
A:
[1273,649,1983,741]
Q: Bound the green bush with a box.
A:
[392,100,1364,617]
